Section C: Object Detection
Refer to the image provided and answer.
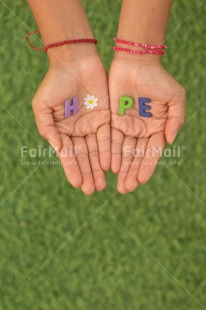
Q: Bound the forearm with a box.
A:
[27,0,96,63]
[116,0,172,61]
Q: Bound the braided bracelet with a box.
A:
[25,30,97,53]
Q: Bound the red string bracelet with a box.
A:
[25,30,97,53]
[113,38,167,50]
[113,46,165,55]
[113,37,167,56]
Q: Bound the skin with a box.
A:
[27,0,111,195]
[28,0,185,195]
[109,0,186,194]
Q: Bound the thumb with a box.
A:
[32,102,62,152]
[165,89,186,144]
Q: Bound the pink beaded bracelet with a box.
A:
[113,46,165,55]
[113,38,167,50]
[113,37,167,56]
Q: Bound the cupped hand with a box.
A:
[109,57,185,194]
[32,53,110,195]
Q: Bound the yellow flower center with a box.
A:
[88,99,94,104]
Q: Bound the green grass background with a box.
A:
[0,0,206,309]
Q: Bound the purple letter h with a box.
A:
[65,97,78,118]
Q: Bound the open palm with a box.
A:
[109,57,185,194]
[32,55,110,195]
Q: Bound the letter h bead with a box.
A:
[65,97,78,118]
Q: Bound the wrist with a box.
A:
[38,21,97,65]
[113,42,163,64]
[48,42,98,66]
[115,31,166,64]
[112,53,163,71]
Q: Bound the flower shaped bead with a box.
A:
[84,95,98,110]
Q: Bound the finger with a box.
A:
[111,128,124,174]
[86,134,106,191]
[97,124,111,172]
[72,137,95,196]
[32,103,62,151]
[117,136,136,194]
[58,134,82,188]
[165,89,186,144]
[138,132,165,184]
[125,138,148,192]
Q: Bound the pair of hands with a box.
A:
[32,51,185,195]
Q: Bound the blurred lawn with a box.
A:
[0,0,206,309]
